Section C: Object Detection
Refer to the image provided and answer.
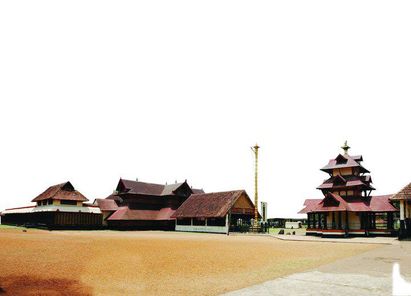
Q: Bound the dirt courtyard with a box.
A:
[0,228,380,295]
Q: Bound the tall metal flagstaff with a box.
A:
[251,143,260,226]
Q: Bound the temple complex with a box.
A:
[299,142,398,237]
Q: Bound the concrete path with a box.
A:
[223,241,411,296]
[271,234,397,245]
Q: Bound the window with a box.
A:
[177,218,191,225]
[48,199,53,205]
[60,200,78,206]
[193,218,206,226]
[42,200,48,205]
[37,201,42,206]
[207,218,226,227]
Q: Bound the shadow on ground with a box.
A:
[0,276,92,295]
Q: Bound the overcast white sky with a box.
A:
[1,1,410,218]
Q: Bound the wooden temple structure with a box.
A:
[1,182,102,229]
[95,178,205,230]
[299,142,398,237]
[172,190,258,234]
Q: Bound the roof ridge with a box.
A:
[191,189,245,196]
[121,179,165,187]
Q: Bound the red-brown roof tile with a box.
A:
[298,199,322,214]
[31,182,88,202]
[369,195,397,211]
[300,194,397,213]
[391,183,411,200]
[321,154,369,173]
[171,190,248,218]
[94,198,118,211]
[191,188,205,194]
[107,207,176,221]
[118,179,203,196]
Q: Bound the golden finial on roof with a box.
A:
[341,141,350,155]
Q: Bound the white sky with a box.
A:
[1,1,411,218]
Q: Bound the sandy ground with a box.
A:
[0,228,380,295]
[225,240,411,295]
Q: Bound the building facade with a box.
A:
[299,143,398,237]
[172,190,258,234]
[1,182,102,229]
[95,179,204,230]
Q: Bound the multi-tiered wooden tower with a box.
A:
[299,142,398,237]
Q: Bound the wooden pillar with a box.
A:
[388,212,393,230]
[307,213,311,229]
[226,212,230,235]
[360,213,363,229]
[318,213,322,229]
[338,211,342,229]
[399,200,406,238]
[323,213,327,230]
[368,213,372,235]
[345,211,349,234]
[332,212,336,229]
[313,213,317,229]
[400,200,405,220]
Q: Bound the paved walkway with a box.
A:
[223,241,411,295]
[271,234,397,245]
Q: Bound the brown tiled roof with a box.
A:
[105,194,123,203]
[391,183,411,200]
[107,207,176,221]
[94,199,118,211]
[351,155,363,161]
[191,188,205,194]
[299,194,397,213]
[171,190,248,218]
[317,175,375,190]
[321,154,369,173]
[118,179,203,196]
[298,199,322,214]
[31,182,88,202]
[369,195,397,211]
[120,179,164,195]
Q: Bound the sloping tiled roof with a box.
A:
[351,155,363,161]
[120,179,164,195]
[107,207,175,221]
[369,195,397,211]
[321,154,369,173]
[317,173,376,190]
[118,179,203,196]
[172,190,247,218]
[390,183,411,200]
[300,193,397,213]
[313,193,350,212]
[94,198,118,211]
[105,194,123,203]
[298,199,322,214]
[31,182,88,202]
[191,188,205,194]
